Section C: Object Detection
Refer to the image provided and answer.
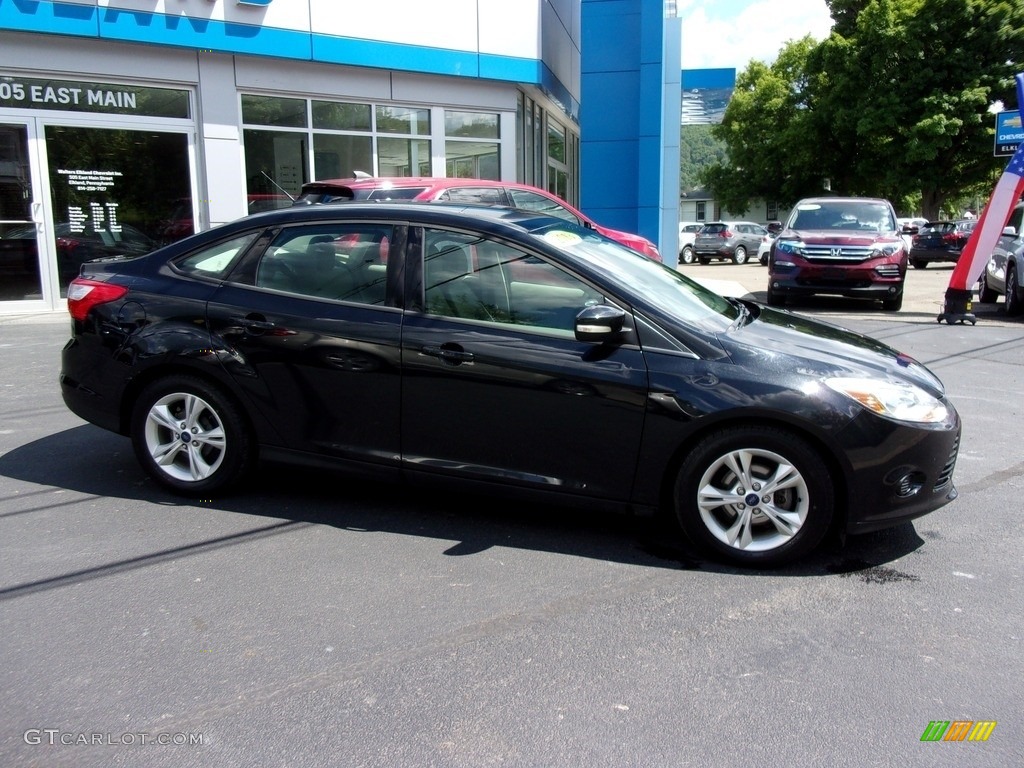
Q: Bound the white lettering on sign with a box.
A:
[86,90,137,109]
[29,85,84,105]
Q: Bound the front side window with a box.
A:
[423,228,604,332]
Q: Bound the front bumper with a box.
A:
[769,265,904,299]
[838,406,961,534]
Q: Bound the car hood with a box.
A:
[781,228,900,245]
[719,305,945,396]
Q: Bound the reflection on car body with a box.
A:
[60,202,960,567]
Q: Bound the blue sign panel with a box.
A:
[995,110,1023,156]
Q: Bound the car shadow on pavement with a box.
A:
[0,424,926,581]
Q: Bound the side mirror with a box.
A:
[575,304,626,343]
[1004,226,1018,236]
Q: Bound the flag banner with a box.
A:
[945,73,1024,295]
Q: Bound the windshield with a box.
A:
[789,201,897,233]
[529,224,739,332]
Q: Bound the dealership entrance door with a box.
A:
[0,117,194,313]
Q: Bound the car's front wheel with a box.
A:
[680,245,695,264]
[882,291,904,311]
[674,427,834,567]
[131,375,254,495]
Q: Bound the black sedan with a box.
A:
[60,203,961,567]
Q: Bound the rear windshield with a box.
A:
[363,187,428,201]
[699,223,727,234]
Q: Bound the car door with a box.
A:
[204,220,405,468]
[399,225,650,501]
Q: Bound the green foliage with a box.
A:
[679,124,727,191]
[698,0,1024,220]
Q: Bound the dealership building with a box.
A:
[0,0,681,314]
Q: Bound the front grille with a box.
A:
[935,433,960,490]
[802,244,873,264]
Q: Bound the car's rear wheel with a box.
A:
[911,259,927,269]
[978,276,999,303]
[1006,264,1022,316]
[680,245,695,264]
[732,246,748,265]
[674,427,834,567]
[698,257,711,265]
[131,375,254,495]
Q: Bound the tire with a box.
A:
[674,426,834,567]
[977,277,998,304]
[882,291,904,311]
[1006,265,1023,317]
[911,259,927,269]
[680,245,695,265]
[732,246,748,265]
[765,284,786,307]
[131,375,254,495]
[698,257,711,265]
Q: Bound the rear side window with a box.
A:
[251,224,394,305]
[174,232,262,278]
[363,187,427,201]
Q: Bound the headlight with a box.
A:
[824,377,948,423]
[775,240,804,256]
[870,242,904,257]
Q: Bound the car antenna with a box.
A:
[260,171,296,202]
[353,170,372,179]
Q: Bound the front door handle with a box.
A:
[421,344,474,365]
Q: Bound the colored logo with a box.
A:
[920,721,997,742]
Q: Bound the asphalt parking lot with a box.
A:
[1,276,1022,767]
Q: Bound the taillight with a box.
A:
[720,230,732,238]
[942,232,958,244]
[67,278,128,321]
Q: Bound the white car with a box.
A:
[757,233,775,265]
[678,222,703,264]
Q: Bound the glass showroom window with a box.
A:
[547,121,569,202]
[311,100,373,179]
[376,106,431,177]
[242,94,309,199]
[444,110,499,180]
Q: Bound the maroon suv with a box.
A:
[766,197,908,310]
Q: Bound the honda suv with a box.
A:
[295,176,662,261]
[766,197,908,310]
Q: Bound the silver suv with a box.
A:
[692,221,768,265]
[977,201,1024,315]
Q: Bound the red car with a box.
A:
[295,176,662,261]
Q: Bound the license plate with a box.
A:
[823,268,845,280]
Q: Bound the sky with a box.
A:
[677,0,834,71]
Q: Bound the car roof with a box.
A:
[303,176,507,191]
[213,199,569,237]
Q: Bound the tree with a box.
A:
[699,37,825,213]
[699,0,1024,219]
[679,124,726,191]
